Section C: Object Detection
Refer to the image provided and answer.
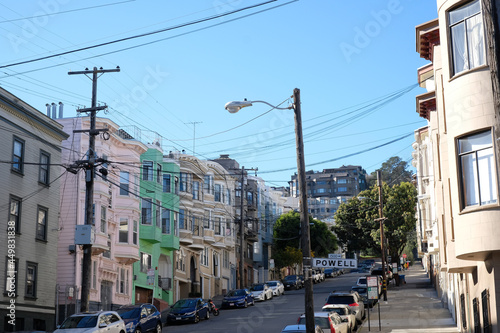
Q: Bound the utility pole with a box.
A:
[376,170,388,301]
[293,88,314,333]
[185,121,202,157]
[237,166,256,289]
[68,66,120,312]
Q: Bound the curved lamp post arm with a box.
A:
[225,100,293,113]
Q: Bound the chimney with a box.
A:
[51,103,56,119]
[46,103,51,117]
[58,102,64,118]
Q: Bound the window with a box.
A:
[180,172,188,192]
[179,209,185,230]
[4,257,18,296]
[156,200,161,228]
[449,0,485,75]
[119,219,128,243]
[162,209,171,234]
[36,206,48,241]
[338,187,347,192]
[201,247,209,266]
[142,161,153,181]
[214,184,221,202]
[117,268,128,294]
[163,174,171,193]
[9,196,21,233]
[25,262,37,298]
[119,171,129,196]
[103,235,111,258]
[458,130,497,208]
[12,137,25,173]
[214,217,221,235]
[223,250,229,269]
[318,188,326,193]
[156,163,162,183]
[141,198,152,224]
[204,175,213,194]
[193,181,200,200]
[247,191,253,205]
[337,178,347,184]
[39,151,50,184]
[92,261,97,289]
[100,206,107,233]
[226,189,231,205]
[133,221,138,245]
[140,253,152,273]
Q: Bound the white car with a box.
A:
[54,311,126,333]
[297,311,349,333]
[249,283,273,301]
[266,280,285,296]
[322,304,357,332]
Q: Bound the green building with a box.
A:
[133,145,179,310]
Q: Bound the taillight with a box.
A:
[330,320,335,333]
[349,303,359,307]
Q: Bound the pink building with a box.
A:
[56,116,147,319]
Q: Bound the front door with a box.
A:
[100,281,113,310]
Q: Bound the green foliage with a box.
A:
[367,156,413,187]
[272,211,338,268]
[332,181,417,262]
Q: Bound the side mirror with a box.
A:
[99,323,107,328]
[141,313,147,318]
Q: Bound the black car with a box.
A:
[166,298,210,324]
[221,289,255,308]
[283,275,302,290]
[117,304,162,333]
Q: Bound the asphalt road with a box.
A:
[162,271,366,333]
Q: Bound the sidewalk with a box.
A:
[359,264,459,333]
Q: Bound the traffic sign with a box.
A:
[312,258,357,268]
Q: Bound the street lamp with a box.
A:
[225,88,315,333]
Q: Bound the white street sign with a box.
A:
[328,253,342,259]
[312,258,357,268]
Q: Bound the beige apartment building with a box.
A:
[0,90,69,332]
[414,0,500,331]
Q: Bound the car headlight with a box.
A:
[126,322,133,328]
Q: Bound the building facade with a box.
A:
[133,145,180,311]
[56,117,147,318]
[289,165,368,224]
[0,90,69,332]
[414,1,500,331]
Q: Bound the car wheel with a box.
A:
[134,328,141,333]
[205,310,210,320]
[155,323,161,333]
[194,313,200,323]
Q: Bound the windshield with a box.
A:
[284,275,296,280]
[60,315,98,328]
[116,308,141,319]
[227,290,245,297]
[172,299,196,309]
[327,295,356,304]
[298,317,329,329]
[250,285,264,291]
[267,282,277,286]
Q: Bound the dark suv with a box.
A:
[282,275,302,290]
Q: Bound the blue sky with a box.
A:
[1,0,438,186]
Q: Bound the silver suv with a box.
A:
[325,291,365,325]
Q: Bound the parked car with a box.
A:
[266,280,285,296]
[54,311,126,333]
[249,283,273,301]
[220,289,255,308]
[372,266,393,281]
[166,298,209,324]
[297,311,349,333]
[325,291,365,325]
[324,268,335,278]
[351,286,377,308]
[283,275,302,290]
[280,324,325,333]
[322,304,357,332]
[312,270,321,283]
[356,277,367,287]
[116,304,161,333]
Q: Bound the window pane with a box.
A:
[451,23,467,73]
[477,148,497,205]
[37,208,47,240]
[459,131,491,153]
[142,199,152,224]
[461,153,479,206]
[119,220,128,243]
[466,14,485,69]
[449,0,481,25]
[120,172,129,196]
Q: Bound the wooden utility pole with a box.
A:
[68,66,120,312]
[293,88,314,333]
[376,170,388,301]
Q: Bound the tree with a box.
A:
[367,156,413,187]
[273,211,338,268]
[333,181,417,263]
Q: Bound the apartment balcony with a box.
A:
[160,233,179,250]
[114,243,140,265]
[203,229,215,244]
[140,224,162,243]
[416,90,436,120]
[92,232,109,256]
[179,228,193,245]
[189,236,204,251]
